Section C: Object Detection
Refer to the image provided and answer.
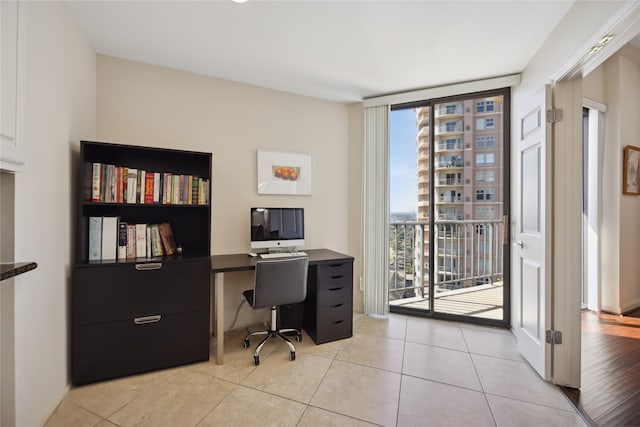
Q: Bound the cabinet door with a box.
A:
[73,259,210,325]
[0,0,27,172]
[72,309,209,385]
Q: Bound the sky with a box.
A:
[389,108,417,213]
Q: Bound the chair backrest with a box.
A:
[252,257,309,309]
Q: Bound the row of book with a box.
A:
[89,217,178,261]
[86,162,210,205]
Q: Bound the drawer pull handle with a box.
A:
[328,287,344,291]
[331,275,344,279]
[134,315,162,325]
[328,264,342,268]
[135,263,163,271]
[333,320,344,324]
[332,303,344,308]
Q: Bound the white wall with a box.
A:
[96,56,352,328]
[12,2,96,426]
[585,46,640,313]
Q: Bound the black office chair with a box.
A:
[242,256,309,365]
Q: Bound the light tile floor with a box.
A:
[45,314,587,427]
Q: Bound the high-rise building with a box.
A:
[415,96,504,292]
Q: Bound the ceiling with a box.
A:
[63,1,577,103]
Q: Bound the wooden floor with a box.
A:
[561,308,640,427]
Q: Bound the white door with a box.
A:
[512,85,552,380]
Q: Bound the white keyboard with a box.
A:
[259,251,308,259]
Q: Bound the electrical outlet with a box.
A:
[359,276,363,291]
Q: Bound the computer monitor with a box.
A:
[250,207,305,250]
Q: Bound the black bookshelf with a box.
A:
[72,140,212,385]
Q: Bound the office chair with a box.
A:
[242,256,309,365]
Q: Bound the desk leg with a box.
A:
[214,272,224,364]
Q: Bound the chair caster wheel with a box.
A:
[290,351,296,361]
[243,339,250,349]
[295,334,303,342]
[253,355,260,365]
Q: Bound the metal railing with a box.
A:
[389,219,504,302]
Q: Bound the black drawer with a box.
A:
[72,309,210,385]
[317,285,351,306]
[316,272,351,292]
[317,300,352,323]
[317,262,352,280]
[314,315,352,344]
[73,259,210,325]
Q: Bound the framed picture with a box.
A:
[257,150,312,195]
[623,145,640,195]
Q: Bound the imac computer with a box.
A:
[250,207,305,252]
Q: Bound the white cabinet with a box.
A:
[1,0,27,172]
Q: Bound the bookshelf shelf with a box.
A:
[72,140,212,385]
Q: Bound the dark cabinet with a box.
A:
[304,260,354,344]
[72,141,212,385]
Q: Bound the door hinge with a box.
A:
[545,330,563,344]
[546,108,563,124]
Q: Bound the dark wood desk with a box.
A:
[211,249,353,364]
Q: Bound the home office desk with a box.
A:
[211,249,354,364]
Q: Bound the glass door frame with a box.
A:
[389,87,511,328]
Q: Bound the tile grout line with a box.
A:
[462,325,498,427]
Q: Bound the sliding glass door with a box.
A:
[389,89,510,326]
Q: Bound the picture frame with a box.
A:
[623,145,640,195]
[257,150,312,195]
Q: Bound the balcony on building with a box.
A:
[435,121,464,135]
[435,138,464,153]
[434,103,463,118]
[417,111,430,128]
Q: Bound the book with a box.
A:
[116,166,124,203]
[126,224,137,258]
[136,170,143,204]
[88,217,102,260]
[91,163,101,202]
[122,167,128,203]
[101,216,118,260]
[191,176,199,205]
[117,220,127,260]
[135,223,147,258]
[159,222,177,256]
[171,175,179,205]
[144,172,154,204]
[126,168,137,203]
[150,224,164,257]
[153,172,161,204]
[166,173,172,204]
[146,225,152,258]
[107,165,117,203]
[139,170,146,204]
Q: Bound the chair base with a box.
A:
[242,307,302,365]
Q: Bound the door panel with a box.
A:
[513,85,551,380]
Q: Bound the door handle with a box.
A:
[134,315,161,325]
[135,263,163,271]
[514,241,524,249]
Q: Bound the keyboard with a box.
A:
[259,251,308,259]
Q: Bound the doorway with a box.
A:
[388,89,510,328]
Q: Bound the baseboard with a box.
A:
[621,299,640,315]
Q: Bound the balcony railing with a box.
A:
[436,140,463,151]
[438,195,461,203]
[436,160,464,168]
[389,219,504,308]
[435,105,463,117]
[436,122,463,134]
[436,178,463,186]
